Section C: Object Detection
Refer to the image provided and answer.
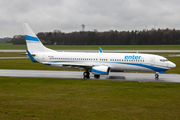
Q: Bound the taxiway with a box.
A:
[0,69,179,83]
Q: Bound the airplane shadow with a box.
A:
[107,76,126,80]
[83,76,126,80]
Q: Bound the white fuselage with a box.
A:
[33,52,176,73]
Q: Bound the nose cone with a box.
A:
[168,62,176,68]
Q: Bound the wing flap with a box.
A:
[43,62,93,69]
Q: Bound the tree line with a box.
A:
[9,28,180,45]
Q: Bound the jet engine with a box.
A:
[91,66,110,75]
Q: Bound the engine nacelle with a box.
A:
[91,66,110,75]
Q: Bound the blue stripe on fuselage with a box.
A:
[118,62,168,72]
[46,61,168,72]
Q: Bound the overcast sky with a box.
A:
[0,0,180,38]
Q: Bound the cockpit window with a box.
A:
[160,59,168,62]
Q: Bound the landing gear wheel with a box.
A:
[94,75,100,79]
[155,73,159,79]
[83,72,90,78]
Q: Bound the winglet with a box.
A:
[26,50,37,62]
[99,47,103,53]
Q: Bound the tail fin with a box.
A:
[23,23,55,53]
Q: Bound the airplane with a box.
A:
[23,23,176,79]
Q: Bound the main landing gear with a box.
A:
[83,71,100,79]
[94,74,100,79]
[155,72,159,79]
[83,71,90,78]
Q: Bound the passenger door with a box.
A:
[150,57,155,66]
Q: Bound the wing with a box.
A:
[99,47,103,53]
[43,62,93,69]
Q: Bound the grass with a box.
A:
[45,45,180,50]
[165,57,180,74]
[0,77,180,119]
[1,42,180,50]
[0,52,25,57]
[0,42,26,50]
[0,59,76,71]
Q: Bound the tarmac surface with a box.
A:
[0,69,179,83]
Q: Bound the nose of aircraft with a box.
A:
[168,62,176,68]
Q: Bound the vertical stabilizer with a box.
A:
[23,23,55,53]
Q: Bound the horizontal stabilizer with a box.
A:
[26,50,37,62]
